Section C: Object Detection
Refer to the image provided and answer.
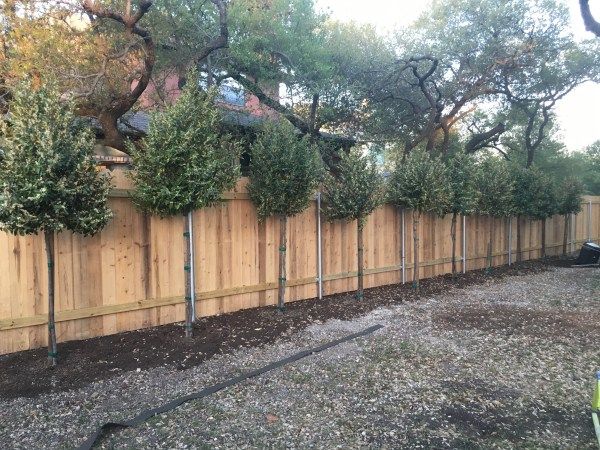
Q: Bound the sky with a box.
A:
[316,0,600,152]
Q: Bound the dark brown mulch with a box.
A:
[0,259,561,400]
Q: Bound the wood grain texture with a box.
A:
[0,176,598,355]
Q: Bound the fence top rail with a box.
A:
[107,171,600,205]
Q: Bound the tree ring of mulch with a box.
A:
[0,259,562,399]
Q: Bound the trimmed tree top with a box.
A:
[0,80,112,236]
[511,165,557,220]
[557,177,584,216]
[248,120,323,220]
[130,79,241,217]
[445,151,479,216]
[387,148,451,216]
[475,156,513,218]
[322,148,385,229]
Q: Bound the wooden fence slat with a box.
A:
[0,177,598,355]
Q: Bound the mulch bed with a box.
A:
[0,258,568,399]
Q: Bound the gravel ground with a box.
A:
[0,266,598,449]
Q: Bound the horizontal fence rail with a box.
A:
[1,172,598,355]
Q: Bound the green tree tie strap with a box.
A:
[47,351,58,358]
[279,246,286,252]
[184,265,191,271]
[183,232,190,237]
[47,262,54,268]
[278,277,286,282]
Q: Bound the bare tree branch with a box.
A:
[580,0,600,37]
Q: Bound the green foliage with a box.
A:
[248,120,323,220]
[445,151,478,216]
[557,177,584,216]
[322,148,385,230]
[387,148,451,216]
[511,165,557,220]
[474,156,513,218]
[0,80,112,236]
[130,80,240,217]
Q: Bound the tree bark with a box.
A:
[277,215,287,311]
[516,215,523,263]
[562,214,568,257]
[541,218,547,258]
[357,219,364,300]
[486,217,495,272]
[580,0,600,37]
[81,0,156,151]
[450,212,458,277]
[412,210,420,289]
[44,230,57,366]
[183,212,193,337]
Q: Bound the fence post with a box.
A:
[188,211,196,322]
[400,209,406,283]
[508,217,512,266]
[316,192,323,300]
[462,215,467,273]
[588,200,593,242]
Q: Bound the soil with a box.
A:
[0,259,565,400]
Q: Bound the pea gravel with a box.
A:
[0,266,598,449]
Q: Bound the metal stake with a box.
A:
[508,217,512,266]
[401,209,406,283]
[589,200,593,242]
[188,211,196,322]
[316,192,323,300]
[462,215,467,273]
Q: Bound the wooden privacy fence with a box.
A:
[1,172,599,355]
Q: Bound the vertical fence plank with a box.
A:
[0,185,598,355]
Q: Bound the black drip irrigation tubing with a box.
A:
[76,324,384,450]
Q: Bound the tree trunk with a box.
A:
[183,213,193,338]
[278,215,287,312]
[562,214,569,257]
[98,111,126,151]
[44,230,57,366]
[412,210,420,289]
[451,212,458,277]
[357,219,364,300]
[541,218,547,258]
[486,218,495,272]
[516,215,523,263]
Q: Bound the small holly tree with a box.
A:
[322,148,385,300]
[475,157,513,271]
[511,166,552,262]
[557,177,584,256]
[387,148,451,289]
[248,120,322,311]
[0,80,112,365]
[445,151,478,276]
[533,173,559,258]
[130,79,240,337]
